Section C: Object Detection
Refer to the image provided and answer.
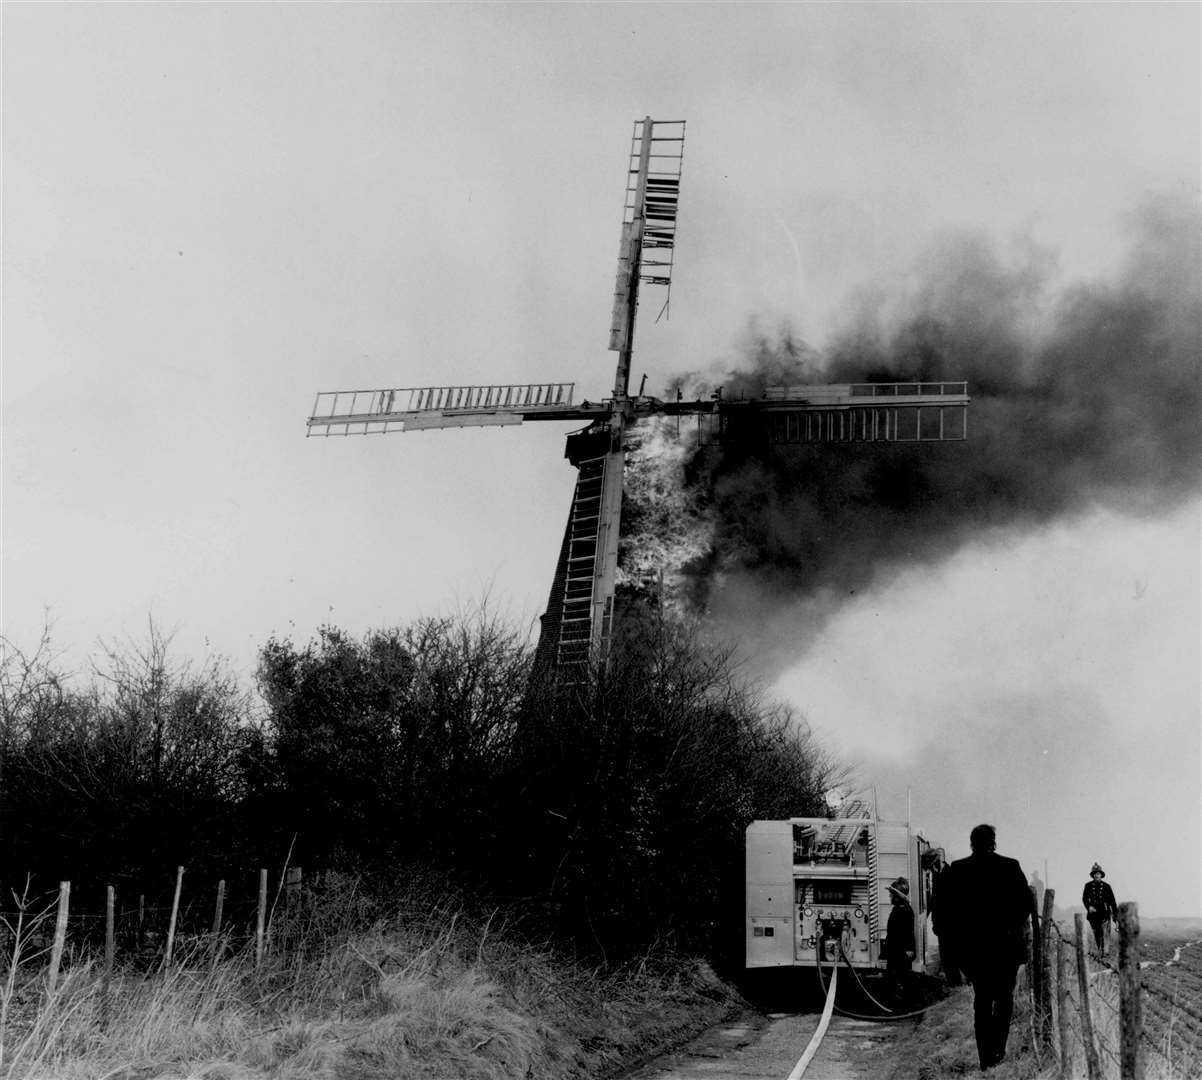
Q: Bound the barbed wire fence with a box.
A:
[0,863,312,995]
[1023,887,1186,1080]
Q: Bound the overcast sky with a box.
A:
[3,3,1198,917]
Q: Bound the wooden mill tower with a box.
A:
[307,118,970,675]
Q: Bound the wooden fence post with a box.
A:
[162,866,184,970]
[1075,913,1103,1080]
[46,881,70,996]
[1118,901,1143,1080]
[104,885,115,980]
[1029,885,1044,1019]
[255,869,268,969]
[285,866,302,909]
[102,885,115,1027]
[210,879,226,966]
[1057,931,1072,1079]
[1039,889,1057,1050]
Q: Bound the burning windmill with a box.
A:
[307,117,970,675]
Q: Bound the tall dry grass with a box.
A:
[0,877,737,1080]
[883,982,1041,1080]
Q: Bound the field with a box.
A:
[1134,924,1202,1078]
[883,920,1202,1080]
[1065,920,1202,1080]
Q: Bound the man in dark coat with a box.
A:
[930,864,964,987]
[1082,863,1119,956]
[935,824,1036,1071]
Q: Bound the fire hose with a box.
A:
[785,960,837,1080]
[812,939,941,1022]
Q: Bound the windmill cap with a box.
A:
[1090,863,1105,878]
[888,877,910,897]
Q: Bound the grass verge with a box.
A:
[885,983,1044,1080]
[0,878,740,1080]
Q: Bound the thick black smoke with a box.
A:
[674,197,1201,674]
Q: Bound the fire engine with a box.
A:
[746,806,943,973]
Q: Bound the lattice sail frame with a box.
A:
[608,119,685,358]
[306,382,591,436]
[748,382,968,443]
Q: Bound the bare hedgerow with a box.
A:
[501,615,849,964]
[1,619,263,892]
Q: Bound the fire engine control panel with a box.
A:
[795,885,872,962]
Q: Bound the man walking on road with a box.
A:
[935,824,1036,1071]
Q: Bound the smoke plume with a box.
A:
[653,197,1201,676]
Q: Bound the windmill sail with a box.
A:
[719,382,970,443]
[609,118,685,356]
[306,382,596,436]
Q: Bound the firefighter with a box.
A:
[884,876,916,998]
[1082,863,1119,956]
[936,824,1036,1071]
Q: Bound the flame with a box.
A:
[618,416,721,614]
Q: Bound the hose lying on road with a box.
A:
[835,944,897,1014]
[785,947,938,1079]
[786,957,837,1080]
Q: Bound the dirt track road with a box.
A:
[627,1009,919,1080]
